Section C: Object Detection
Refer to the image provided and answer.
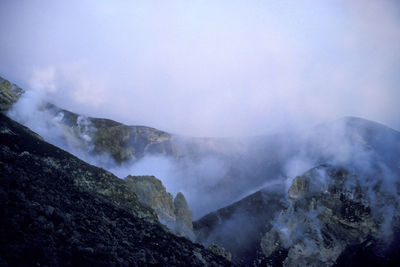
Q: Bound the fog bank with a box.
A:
[1,0,400,137]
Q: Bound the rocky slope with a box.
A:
[260,164,400,266]
[194,115,400,266]
[195,161,400,266]
[194,186,287,265]
[1,75,299,218]
[301,116,400,174]
[2,75,400,265]
[0,76,197,238]
[0,113,232,266]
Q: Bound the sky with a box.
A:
[1,0,400,137]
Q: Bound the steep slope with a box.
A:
[301,116,400,174]
[3,76,400,266]
[260,164,400,266]
[194,185,287,265]
[0,113,232,266]
[1,75,297,218]
[195,117,400,265]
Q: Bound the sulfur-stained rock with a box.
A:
[174,192,195,240]
[260,164,400,266]
[0,76,24,113]
[125,175,176,224]
[125,175,196,240]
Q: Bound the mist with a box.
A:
[2,2,400,264]
[7,85,400,222]
[4,67,400,265]
[6,86,249,218]
[1,0,400,137]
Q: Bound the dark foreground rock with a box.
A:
[334,229,400,267]
[0,113,232,266]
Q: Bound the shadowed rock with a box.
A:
[0,113,233,266]
[260,164,400,266]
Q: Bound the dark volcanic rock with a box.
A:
[0,76,301,218]
[334,229,400,267]
[0,113,233,266]
[194,186,287,265]
[260,164,400,266]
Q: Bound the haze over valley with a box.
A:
[1,1,400,266]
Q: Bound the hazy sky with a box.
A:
[1,0,400,136]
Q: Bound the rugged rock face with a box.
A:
[125,176,175,222]
[260,164,400,266]
[194,186,287,265]
[174,192,195,239]
[43,103,176,164]
[125,175,195,240]
[0,76,23,113]
[0,113,233,266]
[207,244,232,262]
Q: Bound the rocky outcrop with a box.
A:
[207,243,232,261]
[125,175,195,240]
[91,119,175,163]
[0,113,233,266]
[260,164,400,266]
[174,192,195,239]
[125,176,175,222]
[0,76,23,113]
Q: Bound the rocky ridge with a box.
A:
[0,113,232,266]
[3,75,400,265]
[194,115,400,266]
[43,102,176,164]
[0,76,197,237]
[260,164,400,266]
[1,75,299,218]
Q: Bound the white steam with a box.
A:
[7,88,116,168]
[110,154,229,218]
